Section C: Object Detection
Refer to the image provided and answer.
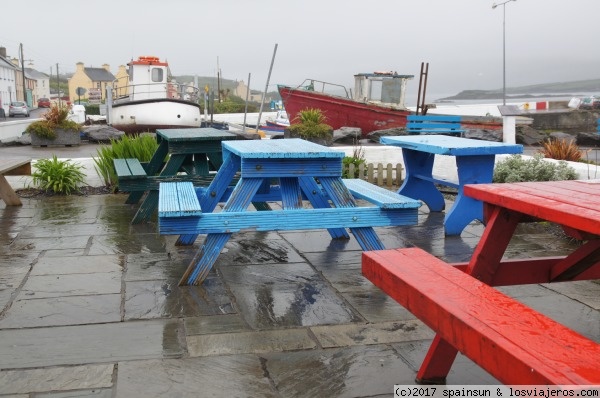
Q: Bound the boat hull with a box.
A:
[279,86,412,136]
[110,98,202,134]
[278,86,502,137]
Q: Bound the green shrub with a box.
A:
[85,104,101,115]
[213,97,258,113]
[287,108,333,139]
[32,156,86,195]
[25,104,80,139]
[493,154,578,183]
[342,142,366,178]
[93,134,159,189]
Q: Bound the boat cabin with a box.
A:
[353,72,413,107]
[127,56,170,101]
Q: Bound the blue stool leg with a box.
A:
[179,177,264,285]
[298,176,349,239]
[180,233,231,286]
[177,156,240,246]
[399,149,445,211]
[318,177,384,250]
[444,155,495,235]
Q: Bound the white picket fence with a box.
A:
[344,163,404,188]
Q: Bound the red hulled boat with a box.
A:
[278,72,502,137]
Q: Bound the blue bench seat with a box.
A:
[406,114,465,135]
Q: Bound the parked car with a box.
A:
[37,97,51,108]
[579,96,600,110]
[8,101,29,117]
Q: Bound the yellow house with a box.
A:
[113,65,129,98]
[67,62,116,103]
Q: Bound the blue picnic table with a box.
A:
[158,138,421,285]
[380,135,523,235]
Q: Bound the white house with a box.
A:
[0,47,18,112]
[25,67,50,105]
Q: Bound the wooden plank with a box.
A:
[159,206,418,235]
[407,123,464,130]
[114,158,147,179]
[0,157,31,175]
[464,182,600,235]
[125,158,147,176]
[343,178,421,209]
[158,182,202,218]
[380,136,523,156]
[223,138,345,160]
[408,115,462,123]
[362,247,600,385]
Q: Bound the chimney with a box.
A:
[0,47,6,58]
[102,63,110,72]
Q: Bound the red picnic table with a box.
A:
[363,179,600,385]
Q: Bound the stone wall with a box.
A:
[527,109,599,133]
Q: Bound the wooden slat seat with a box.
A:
[343,178,421,209]
[406,115,465,135]
[158,182,202,218]
[362,247,600,385]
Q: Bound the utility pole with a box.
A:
[19,44,26,104]
[56,63,60,107]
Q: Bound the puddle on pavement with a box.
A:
[220,262,361,329]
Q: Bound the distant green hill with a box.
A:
[440,78,600,100]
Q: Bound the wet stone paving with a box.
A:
[0,193,598,397]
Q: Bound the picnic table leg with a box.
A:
[179,177,265,285]
[416,206,521,382]
[126,140,168,204]
[0,175,22,206]
[399,149,445,212]
[318,177,385,251]
[191,154,209,175]
[299,176,349,239]
[206,151,224,171]
[416,336,459,384]
[252,178,272,211]
[176,156,241,246]
[443,155,494,235]
[131,155,187,224]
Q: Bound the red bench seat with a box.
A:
[362,247,600,385]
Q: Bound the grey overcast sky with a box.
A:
[1,0,597,102]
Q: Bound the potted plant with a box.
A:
[26,104,82,146]
[284,108,334,146]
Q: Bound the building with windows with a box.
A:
[25,68,50,106]
[67,62,115,103]
[0,47,18,111]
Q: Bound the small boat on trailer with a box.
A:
[107,56,202,134]
[278,72,502,138]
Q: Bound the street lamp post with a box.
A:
[492,0,516,106]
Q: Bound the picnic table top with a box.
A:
[380,136,523,156]
[223,138,346,159]
[156,128,238,142]
[464,179,600,236]
[0,157,32,174]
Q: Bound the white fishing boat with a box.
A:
[107,56,202,134]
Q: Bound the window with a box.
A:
[151,68,163,82]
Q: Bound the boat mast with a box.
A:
[242,73,251,133]
[256,43,278,134]
[416,62,429,115]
